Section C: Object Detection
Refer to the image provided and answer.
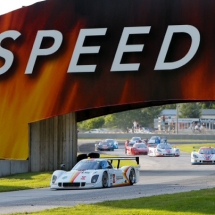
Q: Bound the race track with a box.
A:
[1,140,215,214]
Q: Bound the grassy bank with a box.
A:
[0,172,52,192]
[7,188,215,215]
[176,143,215,153]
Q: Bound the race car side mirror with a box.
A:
[60,164,66,170]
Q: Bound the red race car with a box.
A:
[126,142,149,155]
[125,137,148,154]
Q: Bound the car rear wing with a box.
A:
[105,156,139,169]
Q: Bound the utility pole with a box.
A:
[176,104,179,134]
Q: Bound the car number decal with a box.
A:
[113,174,116,183]
[204,154,212,160]
[81,176,86,180]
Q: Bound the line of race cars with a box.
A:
[125,136,180,157]
[125,136,215,164]
[94,136,181,157]
[50,136,215,190]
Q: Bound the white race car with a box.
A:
[148,143,180,157]
[191,146,215,165]
[50,157,140,189]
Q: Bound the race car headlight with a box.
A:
[157,149,162,152]
[52,175,57,184]
[91,175,99,183]
[175,149,179,152]
[193,154,198,158]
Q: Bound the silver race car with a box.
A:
[50,157,140,189]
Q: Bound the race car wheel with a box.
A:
[129,168,136,185]
[102,171,108,188]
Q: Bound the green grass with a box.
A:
[176,143,215,153]
[0,172,52,192]
[8,188,215,215]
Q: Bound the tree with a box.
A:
[162,104,177,109]
[105,109,143,130]
[79,105,165,130]
[141,106,163,127]
[104,114,116,128]
[200,102,215,109]
[179,103,202,118]
[78,116,105,130]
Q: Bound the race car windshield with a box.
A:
[199,148,215,154]
[160,138,167,143]
[158,143,172,149]
[99,142,111,146]
[151,136,160,140]
[105,139,114,143]
[132,137,141,141]
[72,160,100,171]
[134,144,147,148]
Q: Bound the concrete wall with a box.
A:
[0,160,29,177]
[0,112,78,177]
[29,112,77,172]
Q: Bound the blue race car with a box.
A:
[104,139,119,149]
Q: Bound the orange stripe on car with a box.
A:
[123,167,130,181]
[70,171,81,182]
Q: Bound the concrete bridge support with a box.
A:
[29,112,77,172]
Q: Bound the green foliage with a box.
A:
[111,109,143,129]
[105,106,163,129]
[104,114,116,128]
[77,102,215,130]
[78,117,105,130]
[78,107,164,130]
[141,106,163,127]
[201,102,215,109]
[162,104,177,109]
[179,103,202,118]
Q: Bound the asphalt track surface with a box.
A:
[1,140,215,214]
